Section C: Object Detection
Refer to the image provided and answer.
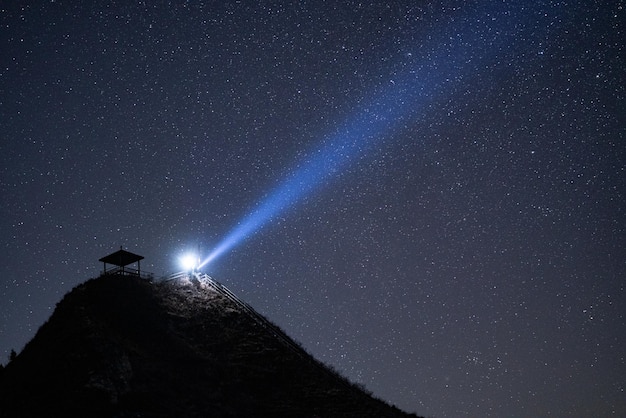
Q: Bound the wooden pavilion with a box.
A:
[99,247,145,277]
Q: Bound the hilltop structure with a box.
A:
[98,247,145,277]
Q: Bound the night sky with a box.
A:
[1,1,624,417]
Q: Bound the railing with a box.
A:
[163,271,360,393]
[164,271,306,357]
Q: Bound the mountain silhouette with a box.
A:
[0,273,422,417]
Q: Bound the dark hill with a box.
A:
[0,273,421,417]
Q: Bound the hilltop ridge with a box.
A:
[0,273,421,417]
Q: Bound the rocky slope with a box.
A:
[0,273,421,417]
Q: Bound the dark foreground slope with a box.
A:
[0,274,421,417]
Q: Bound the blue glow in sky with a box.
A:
[198,3,552,269]
[199,72,429,268]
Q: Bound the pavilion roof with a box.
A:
[98,248,144,267]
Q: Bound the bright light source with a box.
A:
[179,253,198,271]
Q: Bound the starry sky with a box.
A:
[1,1,624,416]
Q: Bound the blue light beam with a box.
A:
[199,58,437,269]
[199,83,416,268]
[198,2,558,269]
